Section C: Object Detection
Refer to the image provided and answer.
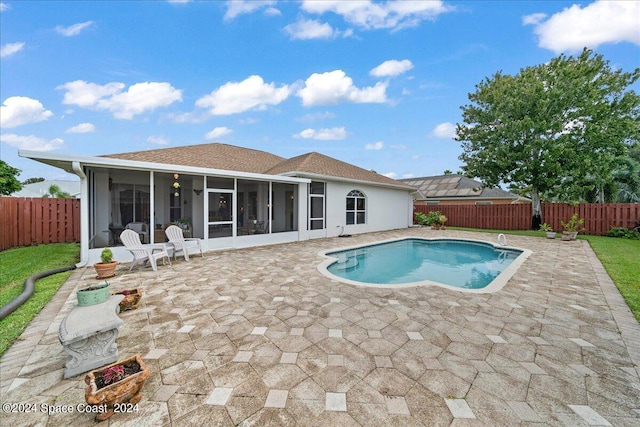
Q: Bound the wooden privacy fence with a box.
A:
[0,197,80,251]
[414,203,640,236]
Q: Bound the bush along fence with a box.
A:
[413,203,640,236]
[0,197,80,251]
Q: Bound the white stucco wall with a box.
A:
[324,181,412,238]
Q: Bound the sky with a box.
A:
[1,0,639,182]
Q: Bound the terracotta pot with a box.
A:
[94,261,117,279]
[113,288,142,311]
[85,354,149,421]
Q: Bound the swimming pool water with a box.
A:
[325,238,523,289]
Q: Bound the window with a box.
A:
[346,190,366,225]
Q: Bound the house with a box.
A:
[10,180,81,198]
[20,143,416,265]
[399,174,529,205]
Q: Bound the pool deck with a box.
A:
[1,229,639,426]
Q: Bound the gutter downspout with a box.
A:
[72,161,90,267]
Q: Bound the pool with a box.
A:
[318,238,531,292]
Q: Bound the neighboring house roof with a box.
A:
[10,180,81,198]
[104,143,414,190]
[102,143,286,175]
[265,152,413,189]
[399,174,525,200]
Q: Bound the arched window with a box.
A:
[346,190,366,225]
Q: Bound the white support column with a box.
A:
[297,182,309,241]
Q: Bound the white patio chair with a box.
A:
[164,225,204,261]
[120,229,171,271]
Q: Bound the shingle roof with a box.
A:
[102,143,285,174]
[102,143,414,189]
[264,152,413,188]
[399,174,521,200]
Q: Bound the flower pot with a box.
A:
[113,288,142,311]
[85,354,149,421]
[94,261,117,279]
[77,282,110,306]
[546,232,556,239]
[570,231,578,240]
[561,231,572,241]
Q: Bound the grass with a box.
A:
[0,243,79,357]
[450,227,640,322]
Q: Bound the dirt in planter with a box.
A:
[95,361,141,390]
[80,284,108,292]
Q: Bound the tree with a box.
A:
[44,184,73,198]
[22,177,45,185]
[456,49,640,228]
[0,160,22,195]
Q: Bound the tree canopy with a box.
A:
[456,48,640,227]
[0,160,22,196]
[22,177,45,185]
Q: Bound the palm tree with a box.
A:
[44,184,73,198]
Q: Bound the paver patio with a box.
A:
[1,229,639,426]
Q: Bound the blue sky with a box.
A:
[1,1,639,182]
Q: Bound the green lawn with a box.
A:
[450,227,640,322]
[0,244,79,357]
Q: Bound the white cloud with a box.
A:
[224,0,277,20]
[297,70,387,106]
[0,3,11,12]
[402,173,414,179]
[1,42,25,58]
[65,122,95,133]
[383,172,398,179]
[205,126,234,140]
[522,13,546,26]
[196,75,290,115]
[147,135,170,145]
[370,59,414,77]
[59,80,182,119]
[301,0,449,31]
[55,21,94,37]
[294,127,346,140]
[296,111,336,122]
[524,1,640,53]
[432,122,456,139]
[1,96,53,128]
[365,141,383,150]
[0,134,64,151]
[284,18,337,40]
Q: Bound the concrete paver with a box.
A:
[1,229,639,426]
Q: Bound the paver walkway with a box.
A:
[1,229,639,426]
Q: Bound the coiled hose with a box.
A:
[0,265,76,320]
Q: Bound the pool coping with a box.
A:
[317,236,532,293]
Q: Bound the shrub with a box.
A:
[607,227,640,240]
[100,248,113,264]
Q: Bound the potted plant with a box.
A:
[84,354,150,421]
[425,211,443,229]
[94,248,117,279]
[112,288,142,311]
[561,213,585,241]
[539,223,556,239]
[77,281,110,307]
[438,215,448,230]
